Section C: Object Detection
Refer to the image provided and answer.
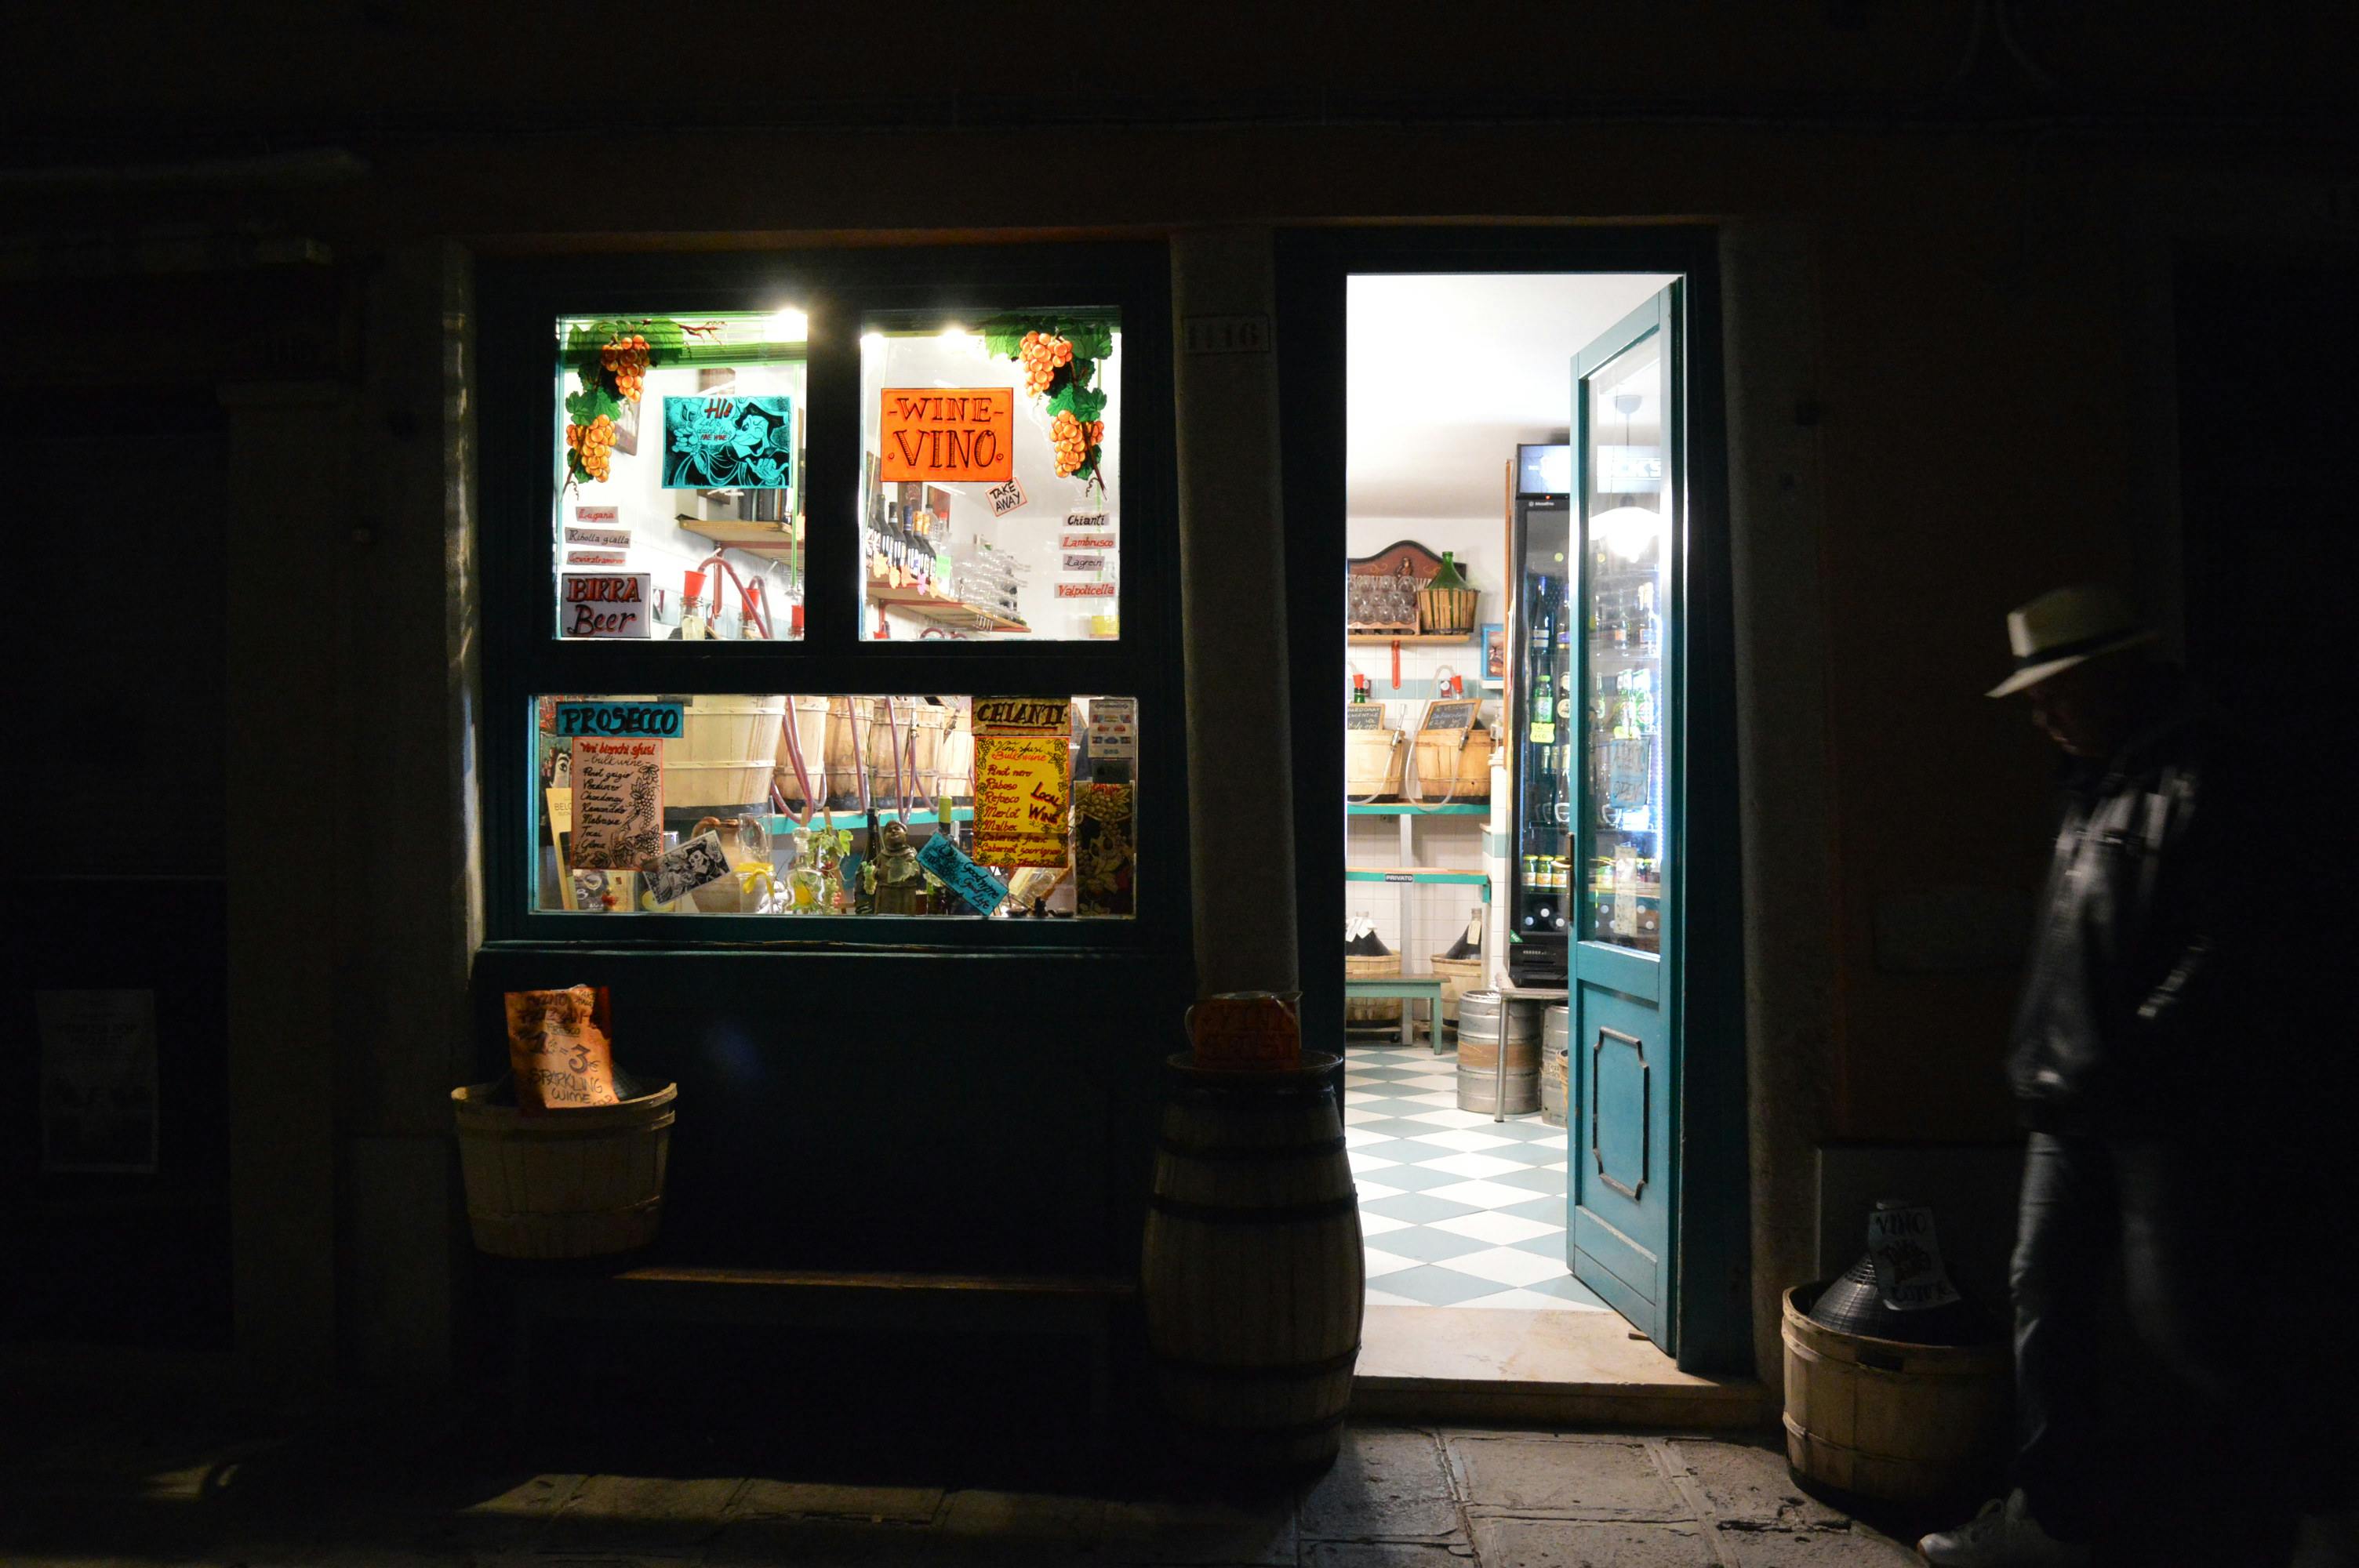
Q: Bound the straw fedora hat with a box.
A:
[1986,585,2157,698]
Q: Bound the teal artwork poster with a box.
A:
[663,395,794,489]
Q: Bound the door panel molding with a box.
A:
[1590,1025,1649,1200]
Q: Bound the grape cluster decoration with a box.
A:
[558,318,698,490]
[987,314,1114,502]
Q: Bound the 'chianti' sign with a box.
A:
[879,388,1014,483]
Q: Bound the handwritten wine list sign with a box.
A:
[571,737,663,869]
[973,735,1070,868]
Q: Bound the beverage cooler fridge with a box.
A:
[1506,444,1574,987]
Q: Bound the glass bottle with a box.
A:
[786,829,824,913]
[1429,550,1470,593]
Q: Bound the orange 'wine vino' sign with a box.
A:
[879,388,1015,483]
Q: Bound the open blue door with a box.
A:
[1568,287,1682,1348]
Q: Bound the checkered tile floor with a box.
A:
[1344,1040,1610,1312]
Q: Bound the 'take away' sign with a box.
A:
[879,389,1014,483]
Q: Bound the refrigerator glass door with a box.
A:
[1510,493,1572,983]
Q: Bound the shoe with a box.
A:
[1917,1490,2092,1566]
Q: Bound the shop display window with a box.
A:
[551,310,809,641]
[530,694,1140,920]
[858,311,1121,641]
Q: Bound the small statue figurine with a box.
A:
[872,818,923,916]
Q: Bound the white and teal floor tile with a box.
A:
[1343,1040,1610,1313]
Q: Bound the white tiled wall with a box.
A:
[1345,813,1490,974]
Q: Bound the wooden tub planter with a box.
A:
[453,1081,677,1260]
[1780,1285,2010,1504]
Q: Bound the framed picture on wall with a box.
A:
[1479,622,1506,689]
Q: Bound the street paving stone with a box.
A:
[1662,1439,1846,1532]
[1299,1427,1463,1544]
[0,1419,1939,1567]
[540,1472,746,1554]
[1470,1516,1720,1567]
[1446,1435,1691,1520]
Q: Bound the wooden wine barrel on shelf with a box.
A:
[1141,1052,1364,1475]
[664,695,787,818]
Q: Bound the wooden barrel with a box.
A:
[664,695,787,815]
[1540,1004,1569,1127]
[822,697,867,804]
[1142,1052,1363,1475]
[1343,952,1402,1025]
[936,704,974,803]
[451,1081,677,1259]
[864,699,949,799]
[1456,990,1540,1113]
[1781,1285,2011,1504]
[772,695,832,808]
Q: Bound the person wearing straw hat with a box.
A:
[1920,587,2354,1566]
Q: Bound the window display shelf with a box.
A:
[867,577,1031,634]
[1347,632,1474,645]
[1347,802,1487,816]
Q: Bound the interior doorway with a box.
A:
[1279,234,1750,1388]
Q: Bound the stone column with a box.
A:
[1172,230,1297,996]
[223,379,350,1399]
[1721,221,1839,1383]
[336,243,483,1392]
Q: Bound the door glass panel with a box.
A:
[1582,334,1667,953]
[551,311,809,641]
[858,311,1121,641]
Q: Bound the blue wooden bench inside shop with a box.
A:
[509,1266,1134,1428]
[1343,975,1446,1051]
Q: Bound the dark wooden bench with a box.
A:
[510,1265,1136,1427]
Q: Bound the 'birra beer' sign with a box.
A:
[560,573,651,638]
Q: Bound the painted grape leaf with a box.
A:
[1048,383,1110,425]
[1058,317,1116,360]
[565,383,622,426]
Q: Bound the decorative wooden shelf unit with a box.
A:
[676,514,805,560]
[867,578,1030,634]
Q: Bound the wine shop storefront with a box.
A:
[17,31,2321,1436]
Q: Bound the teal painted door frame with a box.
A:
[1274,229,1748,1372]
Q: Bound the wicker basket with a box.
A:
[1344,952,1403,1025]
[1429,954,1484,1029]
[1418,582,1478,637]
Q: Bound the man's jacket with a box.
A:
[2007,699,2228,1134]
